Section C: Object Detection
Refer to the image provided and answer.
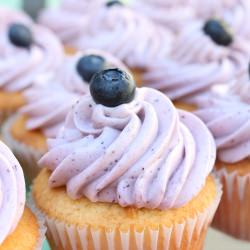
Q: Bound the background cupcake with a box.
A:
[39,0,173,84]
[0,140,45,249]
[141,18,250,110]
[32,68,222,250]
[131,0,195,33]
[195,70,250,240]
[2,50,127,181]
[39,0,105,54]
[0,7,63,125]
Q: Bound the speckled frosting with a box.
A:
[143,20,250,104]
[131,0,195,33]
[0,141,25,244]
[0,8,63,92]
[40,2,172,69]
[21,50,128,138]
[39,87,215,210]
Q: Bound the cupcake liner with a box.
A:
[33,176,222,250]
[27,196,47,250]
[2,115,45,182]
[213,167,250,240]
[0,109,15,129]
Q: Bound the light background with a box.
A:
[0,0,250,249]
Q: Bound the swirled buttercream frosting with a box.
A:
[143,20,250,103]
[21,50,128,137]
[131,0,195,33]
[0,141,25,244]
[0,8,63,92]
[39,87,215,210]
[40,2,172,68]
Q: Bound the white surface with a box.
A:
[205,229,250,250]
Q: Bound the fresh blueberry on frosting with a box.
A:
[203,19,233,46]
[106,0,123,7]
[76,55,107,83]
[90,68,136,107]
[8,23,33,48]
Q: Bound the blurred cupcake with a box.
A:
[2,50,127,181]
[0,140,45,249]
[39,0,173,84]
[32,68,222,250]
[195,70,250,240]
[193,0,250,41]
[39,0,106,55]
[142,18,250,111]
[131,0,195,33]
[0,8,63,125]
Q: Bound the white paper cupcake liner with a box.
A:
[27,196,47,250]
[213,167,250,241]
[33,175,222,250]
[2,115,46,182]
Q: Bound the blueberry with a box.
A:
[203,19,233,46]
[76,55,107,83]
[106,0,123,7]
[90,68,136,107]
[8,23,33,48]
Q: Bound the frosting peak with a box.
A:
[39,88,215,209]
[0,141,25,244]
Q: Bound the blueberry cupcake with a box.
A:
[0,140,45,249]
[195,70,250,240]
[142,18,250,111]
[39,0,105,55]
[2,50,127,181]
[32,68,222,250]
[0,8,63,125]
[131,0,195,33]
[194,0,250,39]
[39,0,173,84]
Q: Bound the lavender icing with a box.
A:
[39,0,105,44]
[39,88,215,210]
[0,141,25,244]
[40,2,172,69]
[131,0,195,33]
[0,8,63,92]
[21,50,128,138]
[142,20,250,104]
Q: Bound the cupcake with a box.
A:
[0,8,63,125]
[39,0,173,83]
[39,0,106,55]
[142,18,250,111]
[195,70,250,240]
[32,68,222,250]
[2,50,127,182]
[131,0,195,33]
[0,140,45,249]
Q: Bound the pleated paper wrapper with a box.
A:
[213,167,250,241]
[2,115,46,182]
[33,176,222,250]
[27,197,47,250]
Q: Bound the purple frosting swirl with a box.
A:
[0,141,25,244]
[39,88,215,210]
